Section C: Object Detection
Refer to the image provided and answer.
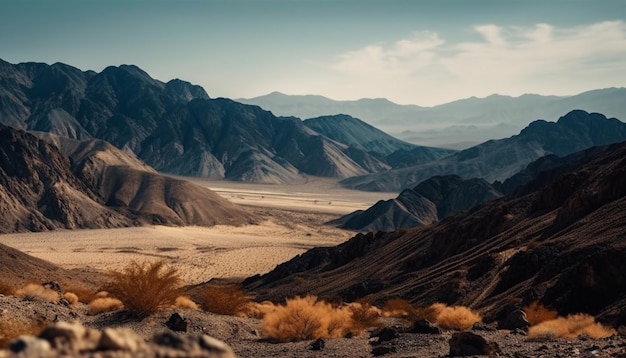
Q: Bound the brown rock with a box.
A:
[99,328,146,352]
[449,331,501,356]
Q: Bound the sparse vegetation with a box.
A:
[88,297,124,315]
[524,301,558,326]
[382,298,417,319]
[63,292,79,305]
[174,296,199,310]
[15,283,59,303]
[0,279,17,296]
[528,313,616,339]
[424,303,482,330]
[62,285,99,304]
[0,318,47,349]
[104,260,181,317]
[346,300,383,331]
[196,284,252,316]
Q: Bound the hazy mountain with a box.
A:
[245,141,626,327]
[0,125,255,233]
[0,59,388,184]
[340,110,626,192]
[333,175,502,232]
[241,89,626,149]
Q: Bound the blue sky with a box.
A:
[1,0,625,106]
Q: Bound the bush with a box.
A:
[174,296,199,310]
[88,297,124,315]
[0,318,46,349]
[15,283,59,303]
[63,292,79,305]
[196,284,251,316]
[62,285,99,304]
[105,260,181,318]
[0,279,17,296]
[427,303,481,330]
[346,301,382,332]
[524,301,558,326]
[528,314,616,339]
[382,298,417,319]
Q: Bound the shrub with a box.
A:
[105,260,181,318]
[381,298,417,319]
[528,314,616,339]
[428,303,481,330]
[88,297,124,315]
[196,284,251,316]
[174,296,199,310]
[524,301,558,326]
[0,318,46,349]
[247,301,278,319]
[346,301,382,332]
[62,285,99,304]
[0,279,17,296]
[15,283,59,303]
[63,292,79,305]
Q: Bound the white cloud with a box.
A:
[327,21,626,105]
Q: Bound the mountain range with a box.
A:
[245,140,626,327]
[240,89,626,149]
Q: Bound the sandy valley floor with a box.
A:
[0,177,395,284]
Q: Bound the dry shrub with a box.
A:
[105,260,181,318]
[88,297,124,315]
[524,301,558,326]
[174,296,199,310]
[0,318,46,349]
[15,283,59,303]
[416,303,481,330]
[0,279,17,296]
[62,285,98,304]
[346,301,382,332]
[382,298,417,318]
[63,292,79,305]
[196,284,251,316]
[247,301,278,319]
[96,291,109,298]
[528,314,616,339]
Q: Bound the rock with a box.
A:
[165,312,188,332]
[152,331,236,358]
[310,338,325,350]
[38,321,87,350]
[372,345,397,356]
[499,309,530,331]
[472,322,497,331]
[370,327,400,345]
[409,319,442,334]
[198,335,236,357]
[9,336,51,355]
[449,331,501,356]
[99,328,146,352]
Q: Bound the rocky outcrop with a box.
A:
[332,175,502,232]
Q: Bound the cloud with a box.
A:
[328,21,626,105]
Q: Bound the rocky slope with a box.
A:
[332,175,502,232]
[0,125,255,233]
[341,110,626,192]
[245,141,626,327]
[0,59,389,183]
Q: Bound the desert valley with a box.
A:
[1,27,626,357]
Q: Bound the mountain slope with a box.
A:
[0,59,389,183]
[341,110,626,192]
[333,175,502,232]
[245,141,626,326]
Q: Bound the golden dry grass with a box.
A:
[524,301,559,326]
[105,260,181,318]
[174,296,199,310]
[528,314,616,339]
[14,283,59,303]
[196,284,252,316]
[88,297,124,315]
[0,318,46,349]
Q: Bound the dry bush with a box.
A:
[528,314,616,339]
[96,291,109,298]
[174,296,199,310]
[196,284,252,316]
[105,260,181,318]
[382,298,417,318]
[0,279,17,296]
[15,283,59,303]
[0,318,46,349]
[62,285,99,304]
[346,301,382,332]
[430,303,481,330]
[88,297,124,315]
[247,301,278,319]
[63,292,79,305]
[524,301,558,326]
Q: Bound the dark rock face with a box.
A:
[0,59,389,183]
[341,110,626,192]
[409,320,442,334]
[247,141,626,327]
[333,175,502,232]
[165,312,188,332]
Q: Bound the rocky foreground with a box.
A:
[1,295,625,358]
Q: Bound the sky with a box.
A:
[1,0,625,106]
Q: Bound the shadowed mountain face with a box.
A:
[0,59,390,183]
[0,125,255,233]
[245,141,626,326]
[333,175,502,232]
[341,110,626,192]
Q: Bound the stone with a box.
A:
[165,312,188,332]
[409,319,442,334]
[198,335,237,357]
[99,327,146,352]
[372,345,397,356]
[370,327,400,345]
[449,331,501,356]
[39,321,87,350]
[310,338,325,350]
[10,336,51,355]
[499,309,530,331]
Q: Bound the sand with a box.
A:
[0,177,395,284]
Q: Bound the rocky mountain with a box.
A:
[245,140,626,327]
[341,110,626,192]
[0,59,390,183]
[332,175,502,232]
[241,88,626,148]
[0,125,255,233]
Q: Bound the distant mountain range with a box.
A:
[0,59,449,183]
[341,110,626,192]
[0,125,255,233]
[240,89,626,149]
[245,141,626,327]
